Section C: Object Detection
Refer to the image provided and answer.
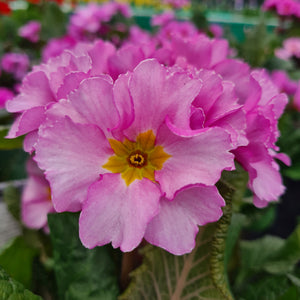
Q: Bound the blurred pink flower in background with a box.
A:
[42,35,77,62]
[18,20,41,43]
[163,0,190,9]
[0,87,14,109]
[271,70,298,95]
[263,0,300,18]
[275,37,300,60]
[209,24,224,38]
[1,52,29,80]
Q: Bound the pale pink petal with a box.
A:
[112,73,134,134]
[35,117,112,212]
[79,173,161,252]
[22,198,53,229]
[68,77,119,136]
[6,71,55,113]
[125,59,202,138]
[251,160,285,203]
[145,184,225,255]
[156,123,234,199]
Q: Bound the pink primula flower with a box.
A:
[22,158,54,231]
[1,52,29,80]
[34,59,235,254]
[18,20,41,43]
[6,40,116,152]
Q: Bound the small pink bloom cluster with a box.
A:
[1,52,29,80]
[42,2,131,62]
[275,37,300,60]
[163,0,190,9]
[18,20,41,43]
[6,20,288,254]
[263,0,300,18]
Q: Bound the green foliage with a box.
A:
[0,266,42,300]
[120,182,234,300]
[278,112,300,180]
[3,185,21,222]
[0,237,38,289]
[0,126,23,150]
[40,2,68,40]
[48,212,120,300]
[233,225,300,299]
[236,19,280,67]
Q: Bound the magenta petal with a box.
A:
[79,173,161,252]
[126,59,202,138]
[68,77,119,135]
[6,106,46,138]
[156,123,234,199]
[35,117,112,212]
[145,184,225,255]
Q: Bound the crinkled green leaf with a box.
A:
[120,182,234,300]
[221,163,249,211]
[48,213,119,300]
[0,236,38,289]
[224,213,247,268]
[0,126,23,150]
[0,266,42,300]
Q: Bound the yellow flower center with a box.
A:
[102,130,171,186]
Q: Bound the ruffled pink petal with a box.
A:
[171,35,212,69]
[35,117,112,212]
[56,72,88,100]
[156,123,234,199]
[205,81,241,124]
[6,71,55,113]
[68,77,119,136]
[79,173,161,252]
[214,59,261,112]
[145,184,225,255]
[88,39,116,76]
[23,131,38,153]
[112,73,134,135]
[125,59,202,138]
[6,106,46,138]
[108,45,145,80]
[211,108,248,148]
[192,69,223,113]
